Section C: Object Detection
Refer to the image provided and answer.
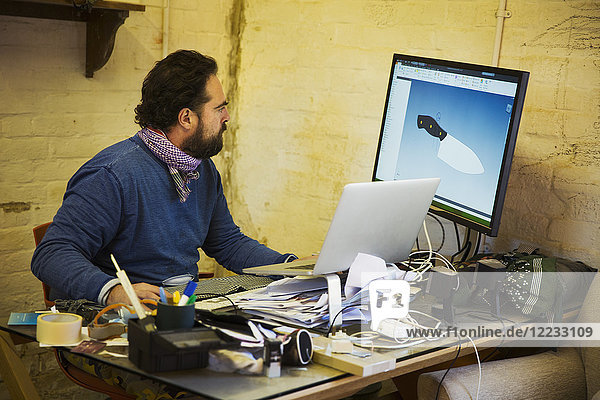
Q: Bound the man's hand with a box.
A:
[107,283,161,308]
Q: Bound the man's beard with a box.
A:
[181,121,226,160]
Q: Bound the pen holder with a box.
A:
[155,302,195,331]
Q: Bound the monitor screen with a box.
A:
[372,54,529,236]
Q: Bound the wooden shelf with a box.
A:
[0,0,146,77]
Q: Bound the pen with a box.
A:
[178,281,198,306]
[159,287,167,304]
[173,291,180,306]
[186,294,197,305]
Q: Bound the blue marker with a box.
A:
[159,287,167,304]
[178,281,198,306]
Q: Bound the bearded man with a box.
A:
[32,50,295,306]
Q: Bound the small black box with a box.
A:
[128,317,232,372]
[424,266,459,299]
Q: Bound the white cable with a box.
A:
[351,332,428,349]
[352,309,446,350]
[399,250,455,283]
[411,252,455,270]
[405,220,435,278]
[407,254,454,271]
[465,335,481,400]
[403,217,454,275]
[423,219,433,262]
[350,327,428,349]
[402,311,445,342]
[419,219,434,271]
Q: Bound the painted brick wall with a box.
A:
[0,1,235,397]
[490,2,600,263]
[229,0,600,267]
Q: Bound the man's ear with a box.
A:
[177,108,195,130]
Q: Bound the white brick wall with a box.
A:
[0,1,235,396]
[230,0,600,266]
[0,1,237,305]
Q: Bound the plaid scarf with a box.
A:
[138,128,201,203]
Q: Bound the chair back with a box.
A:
[33,222,51,247]
[33,222,55,309]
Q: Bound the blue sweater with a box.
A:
[31,135,292,302]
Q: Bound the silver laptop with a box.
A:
[243,178,440,276]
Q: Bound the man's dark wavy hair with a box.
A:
[134,50,218,131]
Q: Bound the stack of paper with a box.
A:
[235,277,369,329]
[237,254,396,328]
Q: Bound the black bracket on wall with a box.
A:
[0,0,145,77]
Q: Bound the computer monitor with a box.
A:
[372,54,529,237]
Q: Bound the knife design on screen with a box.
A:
[417,115,484,175]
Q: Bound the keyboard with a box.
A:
[166,274,273,300]
[194,296,236,311]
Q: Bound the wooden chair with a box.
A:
[32,222,136,400]
[32,222,54,309]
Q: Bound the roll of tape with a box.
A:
[37,313,83,345]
